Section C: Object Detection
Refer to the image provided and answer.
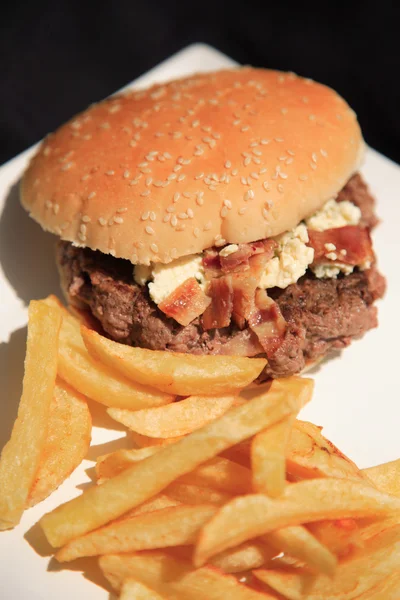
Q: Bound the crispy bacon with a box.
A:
[158,277,211,326]
[203,239,277,278]
[202,276,234,330]
[231,275,258,329]
[308,226,374,266]
[248,289,287,356]
[216,329,264,357]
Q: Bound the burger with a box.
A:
[20,67,385,379]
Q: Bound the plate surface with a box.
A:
[0,43,399,599]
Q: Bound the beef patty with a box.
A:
[56,174,385,379]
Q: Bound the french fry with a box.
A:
[130,431,183,448]
[0,301,61,529]
[107,395,238,438]
[27,379,92,507]
[99,551,276,599]
[287,420,367,481]
[252,414,295,497]
[307,519,362,558]
[124,495,181,519]
[354,571,400,600]
[179,457,252,495]
[363,459,400,497]
[82,325,267,395]
[194,479,400,566]
[165,483,232,506]
[120,579,166,600]
[265,526,337,576]
[209,541,276,573]
[96,447,160,483]
[40,377,310,547]
[44,296,174,409]
[253,524,400,600]
[56,504,216,562]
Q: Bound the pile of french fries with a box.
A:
[1,296,400,599]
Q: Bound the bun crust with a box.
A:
[21,68,363,264]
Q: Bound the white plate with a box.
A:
[0,43,399,599]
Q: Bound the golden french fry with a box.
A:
[265,526,337,576]
[27,379,92,507]
[307,519,363,558]
[82,325,267,395]
[107,395,238,438]
[209,541,276,573]
[99,551,276,599]
[0,301,61,529]
[40,377,310,547]
[358,515,400,542]
[253,524,400,600]
[123,494,181,519]
[194,479,400,566]
[165,483,232,506]
[44,296,174,409]
[363,459,400,497]
[252,414,295,497]
[179,457,252,495]
[353,571,400,600]
[96,447,160,483]
[120,579,165,600]
[56,504,216,562]
[287,420,367,481]
[130,431,183,448]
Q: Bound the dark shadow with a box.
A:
[48,555,112,594]
[85,397,127,431]
[304,349,342,376]
[0,325,27,451]
[24,520,54,557]
[85,435,130,462]
[0,180,63,305]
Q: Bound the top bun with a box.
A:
[21,67,364,265]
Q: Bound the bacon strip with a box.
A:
[308,226,374,266]
[158,277,211,326]
[202,276,234,330]
[248,289,286,356]
[203,239,277,279]
[216,329,264,357]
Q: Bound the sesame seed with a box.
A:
[145,226,155,235]
[53,204,59,214]
[263,181,270,191]
[154,132,164,138]
[215,237,226,247]
[145,177,153,186]
[82,215,91,223]
[310,162,317,170]
[141,211,150,221]
[106,170,115,175]
[172,132,182,139]
[204,222,212,231]
[245,190,255,201]
[88,191,96,200]
[187,208,194,218]
[262,208,269,219]
[80,224,87,234]
[45,200,53,209]
[224,199,232,208]
[232,169,239,176]
[168,174,177,181]
[209,185,217,191]
[129,140,137,147]
[251,172,259,180]
[173,192,180,203]
[163,214,171,223]
[261,139,270,145]
[225,160,232,169]
[274,137,284,143]
[171,215,178,227]
[43,147,51,156]
[150,211,156,221]
[176,223,185,232]
[117,207,127,213]
[309,114,316,121]
[177,174,186,182]
[78,233,86,242]
[285,157,294,165]
[279,171,288,180]
[233,119,241,126]
[241,126,249,132]
[244,157,251,166]
[61,162,73,171]
[193,227,200,238]
[81,174,90,181]
[131,253,138,263]
[123,170,130,179]
[196,196,204,206]
[100,122,110,129]
[153,181,164,187]
[141,190,151,197]
[299,174,308,181]
[173,165,182,173]
[213,132,221,139]
[312,153,318,162]
[221,206,228,218]
[340,249,347,256]
[252,149,262,156]
[129,179,138,186]
[277,184,284,193]
[98,218,107,226]
[167,205,176,213]
[150,243,159,253]
[114,216,124,224]
[192,120,200,127]
[320,148,328,157]
[239,207,247,215]
[183,192,191,198]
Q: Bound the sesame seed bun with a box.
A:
[21,67,364,265]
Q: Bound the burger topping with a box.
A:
[157,277,211,326]
[247,289,287,356]
[305,198,362,231]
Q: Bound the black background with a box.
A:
[1,0,399,166]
